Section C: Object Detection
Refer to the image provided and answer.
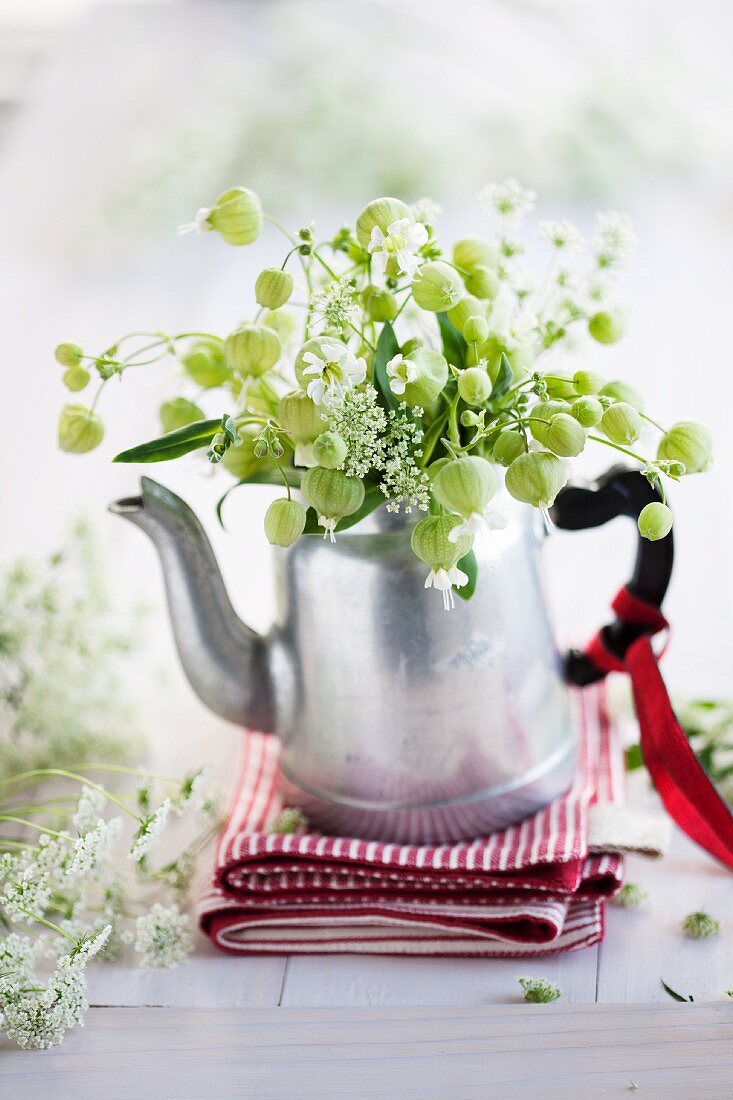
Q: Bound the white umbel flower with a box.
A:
[134,903,192,969]
[479,178,537,221]
[538,220,582,251]
[130,799,173,862]
[368,217,428,279]
[300,341,367,407]
[385,353,418,395]
[69,817,121,877]
[592,211,637,268]
[424,564,469,611]
[72,785,108,832]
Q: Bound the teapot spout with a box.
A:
[110,477,274,730]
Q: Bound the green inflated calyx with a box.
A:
[447,295,483,333]
[411,515,472,568]
[159,398,205,434]
[457,366,492,406]
[637,502,673,542]
[544,413,587,458]
[493,430,526,467]
[58,405,104,454]
[55,342,84,367]
[225,324,281,377]
[453,238,499,272]
[657,420,712,474]
[463,265,500,301]
[312,431,347,470]
[505,451,567,508]
[599,380,644,411]
[601,402,642,445]
[529,400,568,445]
[182,339,230,388]
[571,396,603,428]
[355,197,412,249]
[412,261,464,312]
[255,268,293,310]
[462,316,489,345]
[573,369,604,395]
[588,310,624,345]
[206,187,262,245]
[433,456,498,518]
[364,288,398,322]
[264,498,307,548]
[62,366,90,392]
[301,467,365,541]
[220,426,261,480]
[278,390,326,443]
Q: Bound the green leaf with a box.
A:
[491,353,513,401]
[660,979,694,1003]
[372,322,401,412]
[215,467,302,530]
[625,744,644,772]
[437,312,466,369]
[454,549,477,601]
[302,484,384,536]
[113,418,223,464]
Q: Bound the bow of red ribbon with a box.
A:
[583,586,733,871]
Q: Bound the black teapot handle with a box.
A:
[549,466,674,687]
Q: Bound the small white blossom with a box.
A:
[0,960,88,1049]
[134,903,192,969]
[592,211,637,269]
[385,353,418,396]
[64,925,112,968]
[176,206,212,236]
[410,197,442,225]
[173,765,211,816]
[538,220,582,251]
[479,178,536,222]
[72,785,108,832]
[268,807,309,835]
[300,341,367,407]
[3,867,52,923]
[368,217,429,279]
[309,278,359,335]
[424,565,469,611]
[69,818,121,878]
[448,508,508,544]
[325,386,387,478]
[0,933,38,985]
[130,799,173,863]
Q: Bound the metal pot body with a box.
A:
[269,497,576,844]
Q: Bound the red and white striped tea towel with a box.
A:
[199,685,639,957]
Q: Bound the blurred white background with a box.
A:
[1,0,731,769]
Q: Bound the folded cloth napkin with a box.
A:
[199,684,659,957]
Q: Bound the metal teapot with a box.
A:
[110,468,672,843]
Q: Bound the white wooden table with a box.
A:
[1,4,732,1094]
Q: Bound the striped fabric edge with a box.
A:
[214,684,608,876]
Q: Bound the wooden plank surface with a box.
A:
[1,1004,731,1099]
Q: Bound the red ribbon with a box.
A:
[584,587,733,871]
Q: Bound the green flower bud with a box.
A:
[612,883,648,909]
[225,323,281,377]
[463,265,500,301]
[55,342,84,367]
[453,237,499,272]
[529,400,567,445]
[58,405,104,454]
[301,467,365,540]
[412,261,464,312]
[637,502,673,542]
[411,515,472,569]
[505,451,567,508]
[493,430,527,467]
[433,456,498,518]
[601,401,642,445]
[571,396,603,428]
[355,197,412,249]
[657,420,712,474]
[599,380,644,411]
[206,187,262,245]
[517,977,561,1004]
[589,310,624,344]
[221,427,261,479]
[462,316,489,344]
[573,369,605,395]
[62,366,90,392]
[544,372,577,400]
[312,430,347,469]
[457,366,492,406]
[544,413,587,458]
[264,498,307,548]
[255,268,293,310]
[681,910,720,940]
[447,295,483,333]
[364,288,398,322]
[278,390,326,443]
[480,338,535,382]
[182,338,231,388]
[396,347,449,408]
[159,397,205,433]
